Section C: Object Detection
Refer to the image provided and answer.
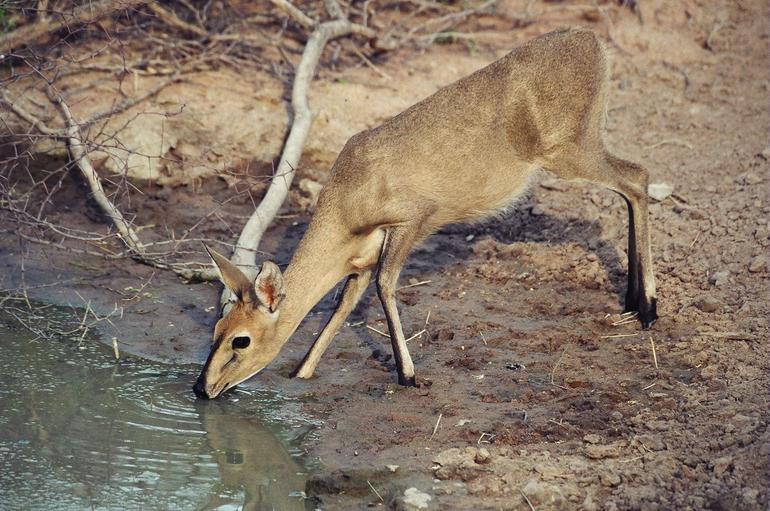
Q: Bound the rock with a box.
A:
[387,464,400,473]
[708,270,730,286]
[474,448,491,464]
[599,470,621,487]
[584,443,623,459]
[648,183,674,201]
[742,487,760,506]
[696,296,720,313]
[433,447,488,481]
[748,255,767,273]
[712,455,733,476]
[582,492,599,511]
[636,434,666,451]
[735,172,763,185]
[521,479,566,508]
[583,433,602,444]
[397,487,433,510]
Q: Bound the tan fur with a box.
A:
[194,28,658,398]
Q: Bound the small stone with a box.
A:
[760,146,770,160]
[748,255,767,273]
[387,464,400,473]
[583,433,602,444]
[530,205,545,216]
[401,487,433,510]
[599,470,621,487]
[742,488,759,505]
[713,455,733,476]
[582,493,599,511]
[584,443,623,459]
[708,270,729,286]
[474,448,491,464]
[637,434,666,451]
[648,182,674,201]
[735,172,763,185]
[696,297,720,313]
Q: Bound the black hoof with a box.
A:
[398,374,417,387]
[639,297,658,329]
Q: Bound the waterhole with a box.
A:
[0,306,315,510]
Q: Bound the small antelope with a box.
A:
[193,28,657,399]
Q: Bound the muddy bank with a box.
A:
[2,0,769,510]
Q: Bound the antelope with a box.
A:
[193,28,658,399]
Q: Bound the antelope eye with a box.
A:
[232,336,251,349]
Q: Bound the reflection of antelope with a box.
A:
[193,28,658,399]
[197,401,307,511]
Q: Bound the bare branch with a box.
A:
[46,85,145,253]
[222,14,391,309]
[0,0,150,54]
[269,0,318,30]
[0,90,63,137]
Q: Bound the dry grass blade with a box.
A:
[405,329,426,343]
[366,480,384,502]
[397,279,432,290]
[550,345,569,389]
[366,324,390,338]
[520,489,537,511]
[600,333,639,339]
[649,335,658,369]
[429,412,443,440]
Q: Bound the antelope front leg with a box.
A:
[376,226,419,387]
[292,270,372,379]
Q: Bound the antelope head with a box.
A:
[193,247,285,399]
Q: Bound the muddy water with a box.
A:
[0,308,315,510]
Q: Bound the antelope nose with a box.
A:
[193,377,210,399]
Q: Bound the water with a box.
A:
[0,306,315,510]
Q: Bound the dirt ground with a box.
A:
[1,1,768,510]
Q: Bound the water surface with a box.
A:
[0,306,314,510]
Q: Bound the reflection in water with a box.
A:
[0,309,312,510]
[198,401,307,510]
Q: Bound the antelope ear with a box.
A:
[254,261,285,313]
[205,245,254,302]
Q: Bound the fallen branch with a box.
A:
[222,0,392,309]
[0,86,216,281]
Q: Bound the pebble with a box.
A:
[584,443,622,459]
[648,182,674,201]
[599,470,621,487]
[474,448,491,464]
[735,172,763,185]
[712,455,733,476]
[583,433,602,444]
[708,270,730,286]
[401,487,433,510]
[696,296,721,313]
[748,255,767,273]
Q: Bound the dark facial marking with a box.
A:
[232,336,251,350]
